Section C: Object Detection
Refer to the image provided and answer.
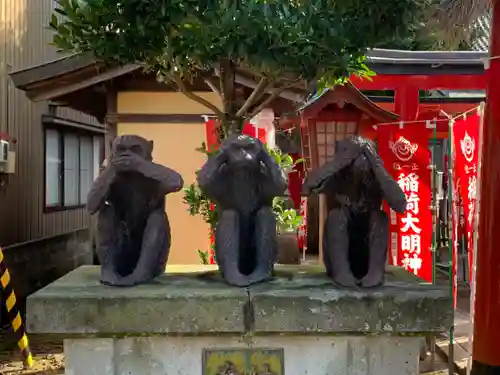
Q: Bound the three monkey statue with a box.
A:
[89,134,406,288]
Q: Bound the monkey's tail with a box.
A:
[0,246,34,369]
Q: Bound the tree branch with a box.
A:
[203,76,221,98]
[219,59,235,116]
[172,74,224,118]
[248,81,298,119]
[236,77,270,117]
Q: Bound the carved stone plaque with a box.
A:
[202,348,284,375]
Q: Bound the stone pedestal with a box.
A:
[27,265,452,375]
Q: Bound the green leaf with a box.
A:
[53,8,67,16]
[50,14,58,29]
[197,249,210,264]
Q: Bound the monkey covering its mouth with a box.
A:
[87,134,184,287]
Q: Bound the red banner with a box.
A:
[204,119,220,265]
[377,123,433,282]
[242,123,267,142]
[452,111,480,283]
[298,196,308,251]
[450,159,460,308]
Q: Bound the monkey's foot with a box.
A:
[360,272,384,288]
[331,272,357,288]
[100,272,124,287]
[248,270,273,285]
[100,271,146,287]
[223,272,252,287]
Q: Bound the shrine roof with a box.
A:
[365,49,487,75]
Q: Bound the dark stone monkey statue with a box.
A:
[198,134,288,287]
[302,135,407,288]
[87,135,184,286]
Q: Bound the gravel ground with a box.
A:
[0,332,64,375]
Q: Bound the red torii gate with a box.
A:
[351,49,487,121]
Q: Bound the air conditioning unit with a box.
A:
[0,140,15,174]
[0,140,8,163]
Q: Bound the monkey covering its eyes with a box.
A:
[198,134,288,287]
[87,135,184,287]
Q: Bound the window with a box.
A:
[45,128,104,210]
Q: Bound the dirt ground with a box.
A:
[0,331,64,375]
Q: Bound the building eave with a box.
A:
[10,55,307,105]
[10,52,100,90]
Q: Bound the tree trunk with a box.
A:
[219,116,245,139]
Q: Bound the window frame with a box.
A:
[43,117,105,213]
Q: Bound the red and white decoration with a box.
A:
[452,111,480,284]
[377,123,433,282]
[450,168,460,308]
[298,196,308,252]
[243,108,276,146]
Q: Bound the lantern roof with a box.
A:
[298,82,398,123]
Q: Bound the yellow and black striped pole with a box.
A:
[0,247,33,369]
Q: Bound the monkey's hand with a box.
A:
[259,149,288,199]
[110,154,146,173]
[362,143,382,167]
[362,146,407,213]
[86,167,116,214]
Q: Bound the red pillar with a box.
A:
[394,86,420,120]
[471,1,500,373]
[287,153,304,210]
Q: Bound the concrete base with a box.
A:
[65,336,420,375]
[27,265,453,375]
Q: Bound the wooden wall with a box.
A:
[0,0,103,247]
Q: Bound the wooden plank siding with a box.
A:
[0,0,103,247]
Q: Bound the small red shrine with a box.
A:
[293,82,397,170]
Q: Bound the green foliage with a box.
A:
[267,144,303,175]
[266,146,303,234]
[273,196,303,234]
[50,0,430,114]
[183,182,219,228]
[197,249,210,265]
[182,141,220,230]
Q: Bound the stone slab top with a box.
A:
[27,265,452,336]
